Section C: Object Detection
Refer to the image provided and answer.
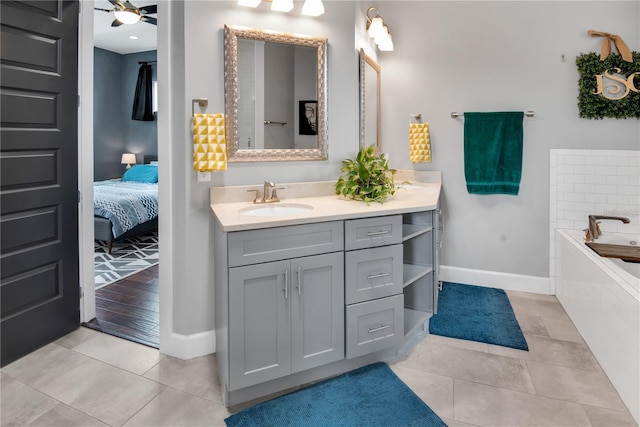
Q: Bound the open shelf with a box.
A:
[403,263,433,288]
[402,224,432,242]
[404,308,431,337]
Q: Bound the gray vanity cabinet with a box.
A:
[225,222,344,391]
[213,197,441,406]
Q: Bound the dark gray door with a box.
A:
[1,0,80,366]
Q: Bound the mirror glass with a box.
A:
[359,48,381,150]
[224,25,328,162]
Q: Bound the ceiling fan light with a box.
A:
[114,9,140,25]
[271,0,293,13]
[237,0,261,7]
[302,0,324,16]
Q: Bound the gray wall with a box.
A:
[94,48,124,180]
[93,48,158,180]
[380,1,639,278]
[161,1,639,340]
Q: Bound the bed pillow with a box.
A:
[121,164,158,183]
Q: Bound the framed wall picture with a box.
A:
[299,100,318,135]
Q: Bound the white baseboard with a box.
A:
[160,330,216,360]
[440,265,551,295]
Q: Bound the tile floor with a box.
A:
[2,291,637,426]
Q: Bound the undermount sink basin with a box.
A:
[240,203,314,217]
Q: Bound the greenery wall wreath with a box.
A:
[576,51,640,119]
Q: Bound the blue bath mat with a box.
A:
[224,362,446,427]
[429,282,528,351]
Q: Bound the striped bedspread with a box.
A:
[94,180,159,238]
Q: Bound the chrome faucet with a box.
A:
[584,215,630,242]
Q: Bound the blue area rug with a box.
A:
[429,282,528,351]
[225,362,446,427]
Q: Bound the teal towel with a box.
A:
[463,111,524,195]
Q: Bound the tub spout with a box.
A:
[585,215,631,242]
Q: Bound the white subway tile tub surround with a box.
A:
[549,149,640,292]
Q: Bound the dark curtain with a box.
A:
[132,63,154,121]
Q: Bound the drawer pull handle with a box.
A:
[366,230,390,236]
[284,269,289,299]
[367,272,390,280]
[368,324,391,334]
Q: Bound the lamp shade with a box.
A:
[121,153,137,166]
[378,32,394,51]
[367,16,384,38]
[271,0,293,12]
[114,9,141,25]
[302,0,324,16]
[237,0,261,7]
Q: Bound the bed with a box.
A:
[94,157,159,253]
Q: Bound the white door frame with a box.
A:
[78,0,96,323]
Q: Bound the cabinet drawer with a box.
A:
[228,221,344,267]
[345,244,403,304]
[344,215,402,250]
[346,294,404,359]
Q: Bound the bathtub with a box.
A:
[555,229,639,424]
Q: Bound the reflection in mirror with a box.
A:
[359,48,381,150]
[224,25,328,162]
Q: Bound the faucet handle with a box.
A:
[247,189,261,203]
[270,187,285,202]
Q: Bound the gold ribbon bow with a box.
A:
[588,30,633,63]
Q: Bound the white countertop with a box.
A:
[210,171,442,232]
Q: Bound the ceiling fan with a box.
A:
[95,1,157,27]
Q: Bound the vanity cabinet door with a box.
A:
[291,252,344,373]
[228,260,291,390]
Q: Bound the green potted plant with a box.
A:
[335,146,397,204]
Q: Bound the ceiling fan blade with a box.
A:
[140,16,157,25]
[122,1,137,9]
[107,0,119,5]
[94,7,112,12]
[139,5,157,14]
[111,19,123,27]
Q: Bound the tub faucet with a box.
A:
[584,215,630,242]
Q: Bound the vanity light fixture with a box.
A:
[271,0,294,12]
[301,0,324,16]
[237,0,261,7]
[365,6,393,51]
[237,0,324,16]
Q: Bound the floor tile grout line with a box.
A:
[65,339,163,378]
[119,384,167,427]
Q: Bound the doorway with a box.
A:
[80,0,160,348]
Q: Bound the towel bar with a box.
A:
[410,113,422,123]
[264,120,287,126]
[451,110,534,118]
[192,98,208,116]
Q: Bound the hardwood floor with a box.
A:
[84,265,159,348]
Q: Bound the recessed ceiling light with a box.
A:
[129,35,139,40]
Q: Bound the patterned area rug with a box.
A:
[94,232,159,289]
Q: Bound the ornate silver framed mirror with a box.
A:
[224,25,328,162]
